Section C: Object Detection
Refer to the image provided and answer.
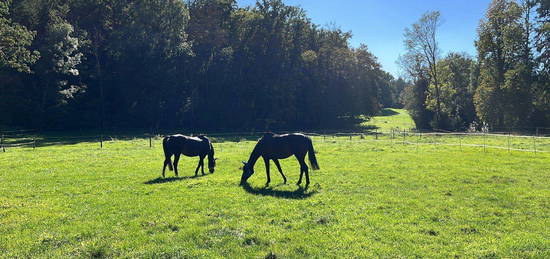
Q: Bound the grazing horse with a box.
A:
[240,133,319,186]
[162,134,216,177]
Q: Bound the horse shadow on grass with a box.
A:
[240,182,317,199]
[144,173,210,185]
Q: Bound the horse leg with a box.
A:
[300,160,310,186]
[273,159,287,184]
[194,158,201,176]
[162,154,170,178]
[263,157,271,185]
[200,155,205,175]
[174,154,181,177]
[295,154,307,185]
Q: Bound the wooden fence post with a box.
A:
[1,134,5,152]
[375,128,378,140]
[100,135,103,148]
[32,137,35,149]
[149,135,152,148]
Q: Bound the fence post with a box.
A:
[32,137,35,149]
[483,132,486,153]
[507,130,511,153]
[100,135,103,148]
[349,135,352,141]
[375,128,378,140]
[533,128,538,154]
[459,134,462,151]
[149,135,152,148]
[416,132,420,152]
[1,134,5,152]
[402,130,406,145]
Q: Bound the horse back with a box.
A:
[165,134,210,157]
[260,133,310,159]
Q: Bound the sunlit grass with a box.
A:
[1,110,548,257]
[1,135,549,257]
[363,108,416,131]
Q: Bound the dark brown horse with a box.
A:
[240,133,319,186]
[162,135,216,177]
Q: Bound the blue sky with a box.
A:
[237,0,492,77]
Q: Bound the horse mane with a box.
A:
[262,132,275,139]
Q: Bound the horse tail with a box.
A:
[307,138,320,170]
[163,137,173,171]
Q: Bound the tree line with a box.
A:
[400,0,549,131]
[2,0,548,132]
[0,0,398,131]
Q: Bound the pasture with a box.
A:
[363,108,416,131]
[1,116,550,257]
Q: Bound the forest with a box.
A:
[0,0,548,131]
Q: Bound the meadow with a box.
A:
[1,111,549,257]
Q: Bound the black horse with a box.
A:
[240,133,319,186]
[162,134,216,177]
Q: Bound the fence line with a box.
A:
[1,129,549,154]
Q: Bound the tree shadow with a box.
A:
[240,182,317,199]
[379,108,399,116]
[144,173,210,184]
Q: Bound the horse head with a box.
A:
[208,157,217,173]
[240,161,254,184]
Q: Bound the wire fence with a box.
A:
[1,128,549,154]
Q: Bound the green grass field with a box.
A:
[363,108,416,131]
[1,112,550,257]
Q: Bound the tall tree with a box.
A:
[0,0,39,72]
[435,52,477,129]
[403,11,444,127]
[398,51,432,129]
[532,0,550,126]
[475,0,532,129]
